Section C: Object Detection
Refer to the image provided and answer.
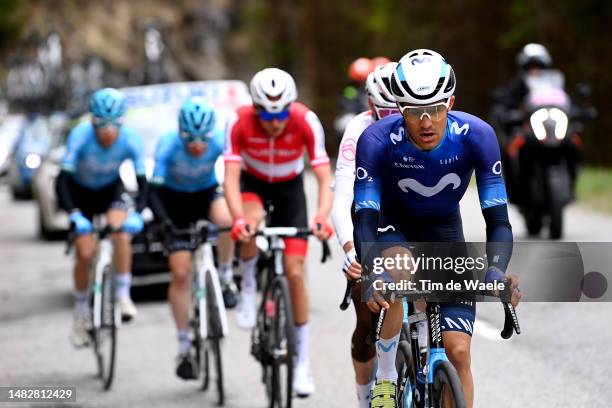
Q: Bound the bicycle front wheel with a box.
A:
[96,265,117,391]
[395,340,414,408]
[205,268,225,405]
[269,277,295,408]
[431,360,466,408]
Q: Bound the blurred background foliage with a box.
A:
[1,0,611,164]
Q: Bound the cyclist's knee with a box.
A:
[444,338,471,373]
[169,252,192,287]
[284,255,305,282]
[171,266,191,288]
[111,232,130,245]
[351,324,375,362]
[75,238,96,263]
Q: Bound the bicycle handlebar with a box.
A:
[340,275,521,339]
[250,226,332,264]
[64,224,122,255]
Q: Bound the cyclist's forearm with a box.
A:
[313,163,333,218]
[483,204,513,271]
[223,163,244,219]
[342,241,355,254]
[56,170,77,212]
[135,175,149,212]
[331,167,355,248]
[148,184,169,222]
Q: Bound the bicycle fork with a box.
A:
[91,239,121,330]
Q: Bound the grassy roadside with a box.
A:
[576,167,612,214]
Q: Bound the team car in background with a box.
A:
[33,80,251,282]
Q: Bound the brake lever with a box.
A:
[339,279,355,310]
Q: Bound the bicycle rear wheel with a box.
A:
[431,360,466,408]
[269,277,295,408]
[205,269,225,406]
[94,265,117,391]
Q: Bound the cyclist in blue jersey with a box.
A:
[353,50,520,407]
[148,96,235,380]
[55,88,148,347]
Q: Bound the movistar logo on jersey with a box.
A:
[451,122,469,135]
[397,173,461,197]
[389,127,404,145]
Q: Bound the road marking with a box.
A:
[474,320,503,341]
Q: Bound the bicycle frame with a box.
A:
[193,240,229,339]
[91,237,121,330]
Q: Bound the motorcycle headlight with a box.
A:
[25,153,41,169]
[530,108,549,141]
[549,108,568,140]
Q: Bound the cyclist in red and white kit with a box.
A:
[224,67,333,397]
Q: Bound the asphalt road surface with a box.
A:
[1,174,611,408]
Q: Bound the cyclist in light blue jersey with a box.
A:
[353,50,521,407]
[56,88,148,347]
[148,96,235,380]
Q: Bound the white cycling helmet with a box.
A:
[516,43,552,70]
[249,67,297,113]
[366,62,397,109]
[390,49,456,105]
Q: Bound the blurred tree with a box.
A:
[0,0,26,52]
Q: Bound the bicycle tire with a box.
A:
[192,299,208,390]
[99,265,117,391]
[431,360,466,408]
[269,277,295,408]
[395,340,414,408]
[206,269,225,406]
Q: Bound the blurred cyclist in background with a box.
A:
[224,67,333,397]
[331,61,400,408]
[148,96,235,380]
[55,88,148,347]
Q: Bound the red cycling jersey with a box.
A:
[224,102,330,183]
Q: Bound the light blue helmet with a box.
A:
[178,96,216,140]
[89,88,126,119]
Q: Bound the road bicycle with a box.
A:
[249,221,331,408]
[165,221,231,406]
[66,219,123,391]
[339,275,521,407]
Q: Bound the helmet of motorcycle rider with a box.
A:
[516,43,552,71]
[250,67,297,114]
[366,62,399,119]
[348,57,374,83]
[89,88,126,120]
[178,96,216,141]
[389,49,456,105]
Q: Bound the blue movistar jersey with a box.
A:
[354,111,507,218]
[151,129,224,193]
[60,121,145,189]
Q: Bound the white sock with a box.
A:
[178,329,191,354]
[115,273,132,300]
[73,290,89,318]
[356,380,374,408]
[375,333,400,382]
[219,262,234,285]
[239,257,258,294]
[294,323,310,365]
[417,320,428,348]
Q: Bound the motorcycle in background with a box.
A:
[500,69,596,239]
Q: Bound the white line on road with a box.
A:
[473,319,504,341]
